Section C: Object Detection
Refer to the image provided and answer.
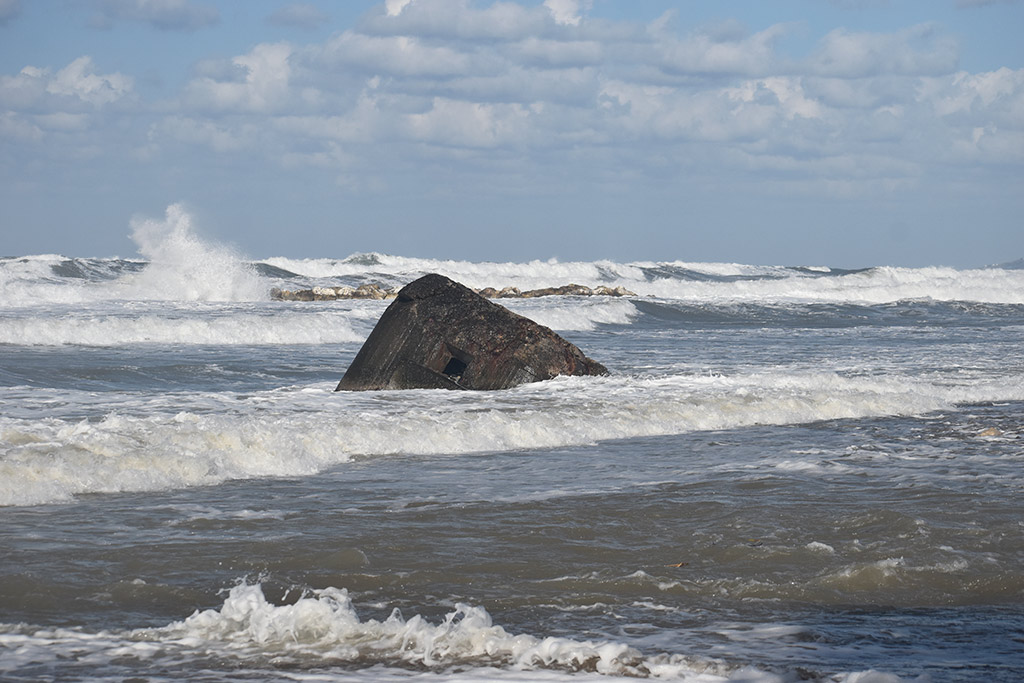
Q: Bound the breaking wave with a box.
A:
[4,211,1024,308]
[0,204,267,306]
[261,253,1024,305]
[4,200,1023,310]
[4,371,1022,507]
[124,203,266,302]
[0,582,915,682]
[0,309,368,346]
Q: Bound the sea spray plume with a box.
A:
[126,203,265,301]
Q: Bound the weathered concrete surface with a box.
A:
[335,274,608,391]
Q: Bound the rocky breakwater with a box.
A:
[335,273,609,391]
[271,283,398,301]
[272,282,635,301]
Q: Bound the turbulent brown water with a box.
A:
[2,245,1023,681]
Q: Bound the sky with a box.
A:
[1,0,1022,267]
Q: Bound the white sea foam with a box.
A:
[259,254,1024,305]
[5,581,876,681]
[0,309,366,346]
[5,242,1024,308]
[0,254,99,306]
[805,542,837,555]
[0,254,66,279]
[163,505,287,523]
[123,204,266,301]
[0,604,917,683]
[0,296,634,348]
[0,205,268,307]
[0,608,921,683]
[261,253,651,291]
[151,583,669,673]
[503,298,639,331]
[4,370,1023,507]
[0,297,624,345]
[636,265,1024,304]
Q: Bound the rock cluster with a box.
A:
[271,284,398,301]
[476,284,635,298]
[272,282,635,301]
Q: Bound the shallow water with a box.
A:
[1,241,1023,681]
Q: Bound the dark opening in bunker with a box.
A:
[442,356,468,379]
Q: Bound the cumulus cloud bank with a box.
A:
[0,56,133,144]
[1,0,1021,203]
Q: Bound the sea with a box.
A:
[2,212,1023,682]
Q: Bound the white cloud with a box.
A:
[272,93,382,145]
[923,68,1024,159]
[36,112,90,131]
[406,97,533,147]
[0,111,43,141]
[91,0,219,31]
[318,31,474,78]
[727,77,824,120]
[424,65,600,107]
[153,116,251,152]
[596,78,812,145]
[267,2,328,29]
[655,24,791,76]
[932,67,1024,115]
[9,1,1020,201]
[184,43,293,112]
[513,37,602,68]
[803,75,908,109]
[385,0,415,16]
[0,66,50,108]
[811,24,958,77]
[544,0,591,27]
[46,56,134,106]
[364,0,549,42]
[0,56,136,155]
[151,4,1021,184]
[949,125,1024,163]
[0,57,132,109]
[280,140,354,170]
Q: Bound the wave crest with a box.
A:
[144,582,716,677]
[4,371,1022,506]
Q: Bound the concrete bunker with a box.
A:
[335,274,608,391]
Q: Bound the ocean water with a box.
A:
[2,212,1023,681]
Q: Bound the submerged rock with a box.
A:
[335,273,608,391]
